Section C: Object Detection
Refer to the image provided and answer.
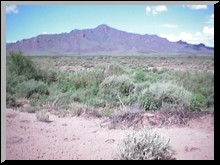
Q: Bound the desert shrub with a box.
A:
[190,92,207,111]
[6,72,28,106]
[8,51,38,79]
[60,80,76,93]
[139,82,192,111]
[22,104,37,113]
[60,102,89,116]
[139,93,158,111]
[99,75,135,100]
[36,69,59,85]
[175,71,213,93]
[197,86,214,108]
[174,71,214,109]
[36,110,50,122]
[6,72,27,94]
[61,70,101,92]
[104,64,127,76]
[6,93,17,107]
[157,69,176,81]
[116,130,174,160]
[133,82,151,95]
[16,79,49,99]
[133,70,146,82]
[7,52,59,86]
[85,97,106,108]
[144,72,160,83]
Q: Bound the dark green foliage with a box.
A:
[190,92,207,111]
[139,94,158,111]
[6,93,17,107]
[8,51,38,79]
[16,79,49,99]
[35,69,59,85]
[133,70,146,82]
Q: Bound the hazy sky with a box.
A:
[6,5,214,47]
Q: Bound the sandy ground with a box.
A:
[6,108,214,160]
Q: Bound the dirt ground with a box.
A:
[6,108,214,160]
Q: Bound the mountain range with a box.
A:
[6,24,214,56]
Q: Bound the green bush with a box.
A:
[174,71,214,109]
[35,69,59,85]
[175,71,214,93]
[6,93,17,107]
[144,72,160,83]
[104,64,127,76]
[8,51,38,79]
[62,71,101,92]
[16,79,49,99]
[85,97,106,108]
[190,92,207,111]
[117,130,174,160]
[133,70,146,82]
[140,82,192,110]
[139,93,158,111]
[7,52,59,86]
[6,72,28,107]
[100,75,135,99]
[197,86,214,108]
[6,73,27,95]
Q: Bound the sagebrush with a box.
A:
[116,130,174,160]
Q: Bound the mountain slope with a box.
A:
[6,24,214,56]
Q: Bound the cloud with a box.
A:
[159,33,177,42]
[163,24,178,28]
[146,5,167,15]
[42,31,56,35]
[6,5,18,14]
[184,5,208,10]
[203,26,214,35]
[178,32,193,41]
[206,14,214,24]
[159,26,214,47]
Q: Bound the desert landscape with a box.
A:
[6,4,214,160]
[6,55,214,160]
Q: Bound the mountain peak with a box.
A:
[177,40,187,44]
[95,24,112,31]
[96,24,110,28]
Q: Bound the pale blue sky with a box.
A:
[6,5,214,47]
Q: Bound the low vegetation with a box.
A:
[116,130,174,160]
[6,52,214,117]
[36,109,50,122]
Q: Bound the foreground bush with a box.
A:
[117,130,174,160]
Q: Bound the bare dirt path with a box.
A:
[6,109,214,160]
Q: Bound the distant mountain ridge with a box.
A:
[6,24,214,56]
